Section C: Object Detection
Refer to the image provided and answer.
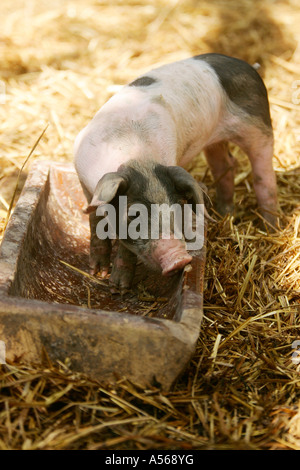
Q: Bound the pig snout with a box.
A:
[151,237,192,276]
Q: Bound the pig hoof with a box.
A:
[89,251,111,276]
[109,266,136,295]
[110,284,131,297]
[99,267,110,278]
[89,263,110,277]
[111,287,131,297]
[110,285,127,296]
[216,201,234,217]
[257,207,280,232]
[258,216,279,232]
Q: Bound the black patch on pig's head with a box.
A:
[152,164,181,205]
[194,53,272,128]
[153,164,206,211]
[129,76,157,87]
[118,164,151,208]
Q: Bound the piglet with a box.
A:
[74,53,278,293]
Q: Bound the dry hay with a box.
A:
[0,0,300,450]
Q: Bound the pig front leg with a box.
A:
[89,211,112,277]
[204,141,236,216]
[109,242,137,295]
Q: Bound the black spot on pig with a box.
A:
[118,164,152,209]
[194,53,272,128]
[129,76,157,87]
[153,164,179,204]
[153,164,205,211]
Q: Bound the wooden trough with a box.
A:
[0,161,206,390]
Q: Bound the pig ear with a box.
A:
[168,166,214,221]
[83,172,127,214]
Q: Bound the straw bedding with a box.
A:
[0,0,299,450]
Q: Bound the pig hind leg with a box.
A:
[204,141,236,216]
[237,130,279,229]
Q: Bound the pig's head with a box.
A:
[85,160,209,276]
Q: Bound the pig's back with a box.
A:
[75,54,270,195]
[126,57,224,148]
